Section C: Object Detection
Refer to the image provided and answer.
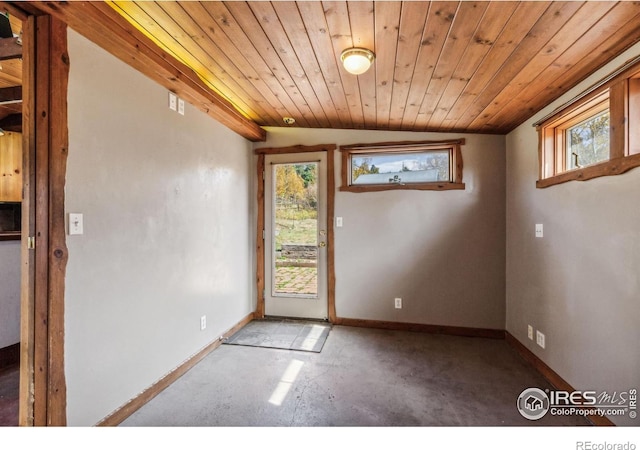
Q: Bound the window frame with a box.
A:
[339,139,465,193]
[536,57,640,188]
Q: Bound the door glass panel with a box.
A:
[273,163,318,297]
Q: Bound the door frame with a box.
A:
[264,152,327,319]
[255,144,336,323]
[0,1,70,426]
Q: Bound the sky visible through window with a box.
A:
[352,151,450,183]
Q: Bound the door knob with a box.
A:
[318,242,326,247]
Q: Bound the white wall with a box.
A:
[65,29,255,426]
[506,42,640,426]
[0,240,20,349]
[257,128,506,330]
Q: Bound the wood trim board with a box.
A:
[97,313,254,426]
[326,147,336,322]
[335,317,506,339]
[255,144,337,322]
[10,10,69,427]
[255,153,265,319]
[46,15,69,426]
[18,12,36,428]
[505,332,615,427]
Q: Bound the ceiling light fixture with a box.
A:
[283,117,296,125]
[340,47,375,75]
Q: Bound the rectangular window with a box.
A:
[536,57,640,188]
[351,150,450,185]
[567,108,610,170]
[340,140,465,192]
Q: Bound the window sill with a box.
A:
[340,182,465,193]
[0,232,21,241]
[536,153,640,188]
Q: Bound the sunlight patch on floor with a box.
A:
[268,359,304,406]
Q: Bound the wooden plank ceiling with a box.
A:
[96,2,640,133]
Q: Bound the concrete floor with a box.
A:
[121,325,590,427]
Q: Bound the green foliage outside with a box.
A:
[275,164,318,251]
[352,157,380,181]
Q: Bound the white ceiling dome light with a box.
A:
[340,47,375,75]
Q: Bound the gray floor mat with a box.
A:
[223,318,331,353]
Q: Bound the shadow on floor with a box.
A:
[0,364,19,426]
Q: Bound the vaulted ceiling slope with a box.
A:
[105,1,640,135]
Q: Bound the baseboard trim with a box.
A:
[334,317,506,339]
[93,317,615,427]
[97,312,254,426]
[0,342,20,371]
[505,332,615,427]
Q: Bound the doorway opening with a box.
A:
[0,9,25,427]
[255,144,337,323]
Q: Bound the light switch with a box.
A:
[535,223,543,238]
[178,98,185,115]
[168,92,177,111]
[69,213,83,235]
[336,217,343,228]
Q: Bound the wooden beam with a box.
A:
[32,13,51,427]
[0,86,21,103]
[47,15,68,427]
[0,36,21,60]
[31,1,266,142]
[255,154,265,319]
[0,1,44,20]
[20,12,69,427]
[326,147,336,323]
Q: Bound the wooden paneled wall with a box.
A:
[0,131,22,202]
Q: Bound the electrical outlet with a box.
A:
[527,325,533,340]
[200,315,206,331]
[178,98,185,115]
[394,298,402,309]
[535,223,544,238]
[536,330,545,349]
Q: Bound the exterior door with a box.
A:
[264,152,328,320]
